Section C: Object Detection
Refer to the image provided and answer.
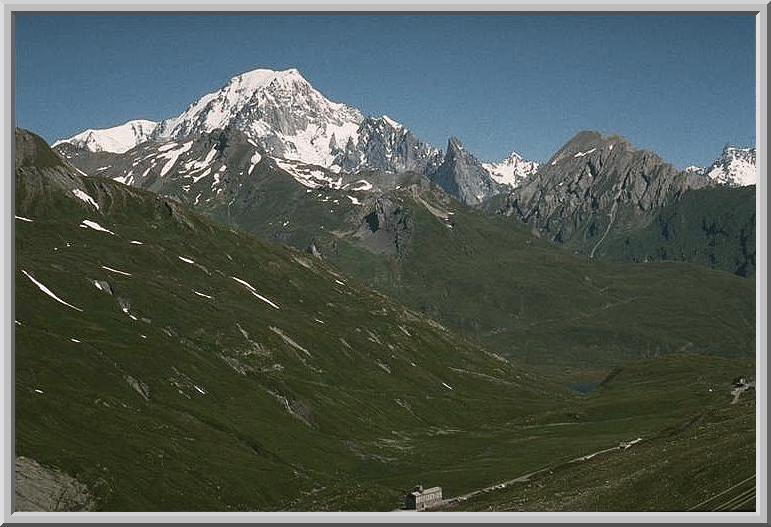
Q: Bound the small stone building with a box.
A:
[404,485,442,511]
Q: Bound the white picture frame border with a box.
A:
[1,2,767,524]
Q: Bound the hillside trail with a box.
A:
[431,436,645,509]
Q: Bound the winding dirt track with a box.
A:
[431,436,646,510]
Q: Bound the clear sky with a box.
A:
[15,14,755,168]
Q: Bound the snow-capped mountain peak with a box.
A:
[152,67,364,167]
[482,150,540,189]
[53,119,157,154]
[704,145,757,187]
[49,67,443,177]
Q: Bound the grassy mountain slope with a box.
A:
[57,129,755,368]
[17,130,563,510]
[20,129,755,512]
[442,355,756,512]
[316,184,755,366]
[185,161,755,368]
[595,186,756,277]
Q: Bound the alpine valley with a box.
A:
[15,67,756,513]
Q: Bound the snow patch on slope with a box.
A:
[71,189,99,210]
[21,270,83,312]
[274,158,343,189]
[79,219,115,235]
[101,265,132,276]
[248,151,263,175]
[574,148,597,158]
[231,276,280,310]
[157,141,194,177]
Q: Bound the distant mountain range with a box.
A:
[56,69,442,179]
[22,123,758,367]
[53,68,756,193]
[52,67,756,278]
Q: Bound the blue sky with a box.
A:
[15,14,755,167]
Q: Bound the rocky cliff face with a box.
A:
[15,457,95,512]
[332,116,441,175]
[353,195,415,256]
[16,128,92,204]
[427,137,503,206]
[496,131,711,255]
